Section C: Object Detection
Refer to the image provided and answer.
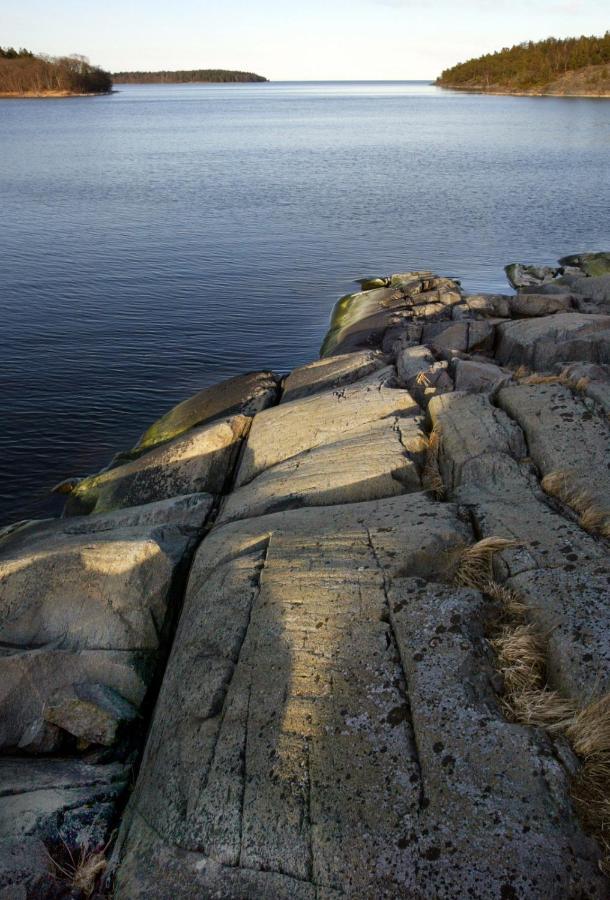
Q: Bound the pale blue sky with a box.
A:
[2,0,608,79]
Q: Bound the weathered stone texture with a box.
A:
[281,350,385,403]
[496,313,610,369]
[235,367,418,486]
[114,491,606,897]
[65,414,249,516]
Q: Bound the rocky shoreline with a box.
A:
[1,253,609,897]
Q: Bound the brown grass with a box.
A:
[490,624,545,693]
[422,426,445,499]
[541,470,609,539]
[46,840,108,897]
[567,696,610,876]
[454,537,519,590]
[518,372,571,385]
[513,366,591,395]
[454,536,610,872]
[574,376,591,393]
[415,370,431,387]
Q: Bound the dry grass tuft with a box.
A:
[453,534,610,869]
[567,695,610,875]
[46,840,108,897]
[490,624,545,693]
[571,763,610,876]
[542,470,609,539]
[579,507,610,540]
[454,536,519,591]
[574,376,591,393]
[508,689,578,732]
[415,370,431,387]
[481,579,528,620]
[457,536,610,872]
[514,365,592,397]
[518,372,570,386]
[422,426,445,499]
[567,695,610,759]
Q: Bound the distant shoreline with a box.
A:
[0,91,112,99]
[437,84,610,99]
[112,68,268,85]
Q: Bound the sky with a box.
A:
[1,0,608,80]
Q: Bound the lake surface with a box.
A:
[1,81,609,523]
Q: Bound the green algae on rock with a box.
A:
[134,371,279,455]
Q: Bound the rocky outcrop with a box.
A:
[1,252,609,897]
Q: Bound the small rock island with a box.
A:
[0,253,609,897]
[112,69,268,84]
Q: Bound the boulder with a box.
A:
[395,345,453,407]
[234,368,419,487]
[495,313,610,370]
[217,416,425,525]
[465,294,511,318]
[281,351,385,404]
[1,648,153,753]
[559,251,610,277]
[451,359,512,395]
[44,683,139,748]
[508,293,574,317]
[133,371,279,455]
[428,322,469,355]
[428,392,526,493]
[320,274,461,357]
[0,499,207,751]
[505,263,561,289]
[497,382,610,531]
[64,415,249,516]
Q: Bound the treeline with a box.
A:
[113,69,268,84]
[437,32,610,90]
[0,47,34,59]
[0,48,112,95]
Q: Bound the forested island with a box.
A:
[113,68,268,83]
[0,47,111,96]
[437,32,610,96]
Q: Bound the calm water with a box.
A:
[1,81,609,523]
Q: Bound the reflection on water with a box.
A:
[0,81,608,522]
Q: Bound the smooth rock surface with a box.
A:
[281,350,385,403]
[115,494,480,897]
[115,492,606,897]
[451,358,512,394]
[134,371,279,454]
[218,416,425,524]
[65,414,250,515]
[496,313,610,369]
[498,382,610,527]
[428,392,526,492]
[235,368,419,486]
